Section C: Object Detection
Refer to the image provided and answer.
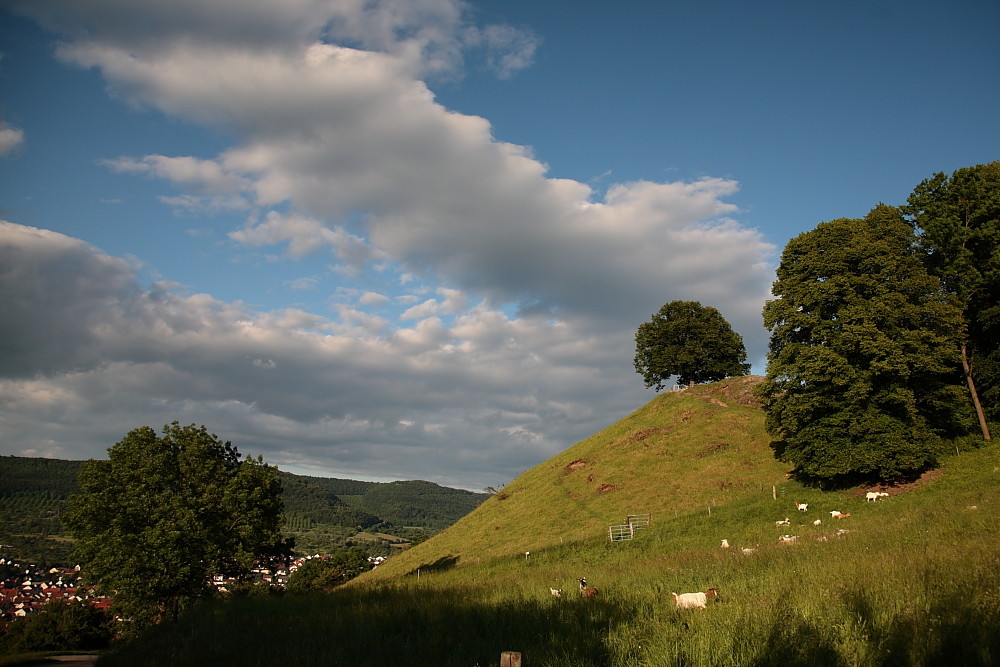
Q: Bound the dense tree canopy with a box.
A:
[905,161,1000,437]
[65,422,290,629]
[758,205,968,484]
[285,547,371,593]
[634,300,750,390]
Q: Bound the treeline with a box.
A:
[0,455,487,562]
[758,161,999,486]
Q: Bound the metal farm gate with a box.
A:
[609,513,652,542]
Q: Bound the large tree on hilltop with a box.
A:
[634,300,750,390]
[904,161,1000,439]
[758,205,968,485]
[65,422,291,631]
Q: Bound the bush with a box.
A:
[0,600,113,654]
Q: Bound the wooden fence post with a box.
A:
[500,650,523,667]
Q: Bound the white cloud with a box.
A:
[0,221,652,487]
[0,0,777,489]
[359,291,390,306]
[0,125,25,156]
[465,23,540,79]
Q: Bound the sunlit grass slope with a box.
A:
[361,376,790,579]
[102,376,1000,666]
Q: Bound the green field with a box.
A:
[96,378,1000,666]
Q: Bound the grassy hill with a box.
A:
[363,375,789,576]
[95,376,1000,666]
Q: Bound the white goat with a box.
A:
[775,517,791,526]
[794,502,808,512]
[550,588,562,597]
[866,491,889,502]
[720,539,730,549]
[671,588,719,609]
[812,519,822,526]
[778,534,798,544]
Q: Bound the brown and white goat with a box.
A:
[578,578,599,598]
[671,588,719,609]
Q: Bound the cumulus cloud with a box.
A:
[0,221,651,487]
[0,125,25,156]
[0,0,776,488]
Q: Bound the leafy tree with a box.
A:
[285,547,371,593]
[758,205,968,484]
[904,162,1000,439]
[64,422,291,630]
[0,600,113,654]
[634,300,750,390]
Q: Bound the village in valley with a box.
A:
[0,552,389,625]
[0,556,109,622]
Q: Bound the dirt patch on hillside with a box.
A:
[698,375,765,407]
[565,459,587,473]
[852,468,945,497]
[614,427,673,447]
[596,483,617,494]
[696,442,730,457]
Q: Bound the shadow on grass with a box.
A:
[747,605,845,667]
[741,589,1000,667]
[408,554,460,575]
[94,583,1000,667]
[96,587,632,667]
[842,588,1000,667]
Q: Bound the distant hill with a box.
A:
[0,454,487,563]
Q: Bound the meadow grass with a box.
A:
[98,441,1000,666]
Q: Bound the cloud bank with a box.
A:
[1,0,775,489]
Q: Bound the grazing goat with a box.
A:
[720,539,730,549]
[775,517,791,526]
[778,534,798,544]
[550,588,562,598]
[830,511,851,519]
[813,519,822,526]
[671,588,719,609]
[578,578,599,598]
[866,491,889,502]
[795,502,808,512]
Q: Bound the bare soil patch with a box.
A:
[851,468,945,497]
[696,442,730,457]
[699,375,765,407]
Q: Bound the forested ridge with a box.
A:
[0,455,487,564]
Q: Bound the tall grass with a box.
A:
[99,443,1000,666]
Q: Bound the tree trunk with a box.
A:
[962,344,992,440]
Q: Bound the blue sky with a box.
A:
[1,0,997,490]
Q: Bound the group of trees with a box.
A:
[635,161,998,486]
[284,547,372,593]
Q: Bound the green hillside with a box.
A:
[95,376,1000,666]
[363,375,789,577]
